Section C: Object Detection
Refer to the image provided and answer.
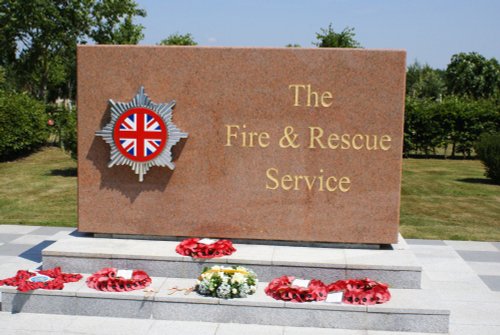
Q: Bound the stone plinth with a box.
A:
[42,237,422,289]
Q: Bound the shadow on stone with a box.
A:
[11,292,32,313]
[86,107,189,203]
[48,167,77,177]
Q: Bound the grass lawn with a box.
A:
[0,148,499,240]
[0,147,76,226]
[401,159,500,241]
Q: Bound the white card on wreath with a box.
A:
[198,238,218,245]
[325,291,344,303]
[291,279,310,287]
[116,269,133,279]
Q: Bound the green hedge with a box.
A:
[475,132,500,184]
[404,97,500,157]
[0,90,48,160]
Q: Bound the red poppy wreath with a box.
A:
[265,276,391,305]
[0,267,82,292]
[86,268,152,292]
[175,238,236,258]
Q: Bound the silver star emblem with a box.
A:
[96,86,188,182]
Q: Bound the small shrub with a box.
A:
[47,103,77,159]
[0,90,48,160]
[475,132,500,184]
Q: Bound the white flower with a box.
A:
[231,272,246,284]
[217,283,232,299]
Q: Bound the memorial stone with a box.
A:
[78,46,406,244]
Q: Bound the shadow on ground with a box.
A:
[19,240,56,263]
[457,178,497,186]
[48,167,77,177]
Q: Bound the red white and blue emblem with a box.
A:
[96,87,188,182]
[114,107,167,162]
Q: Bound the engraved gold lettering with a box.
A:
[289,84,333,107]
[321,91,333,107]
[365,135,378,150]
[327,133,340,149]
[380,135,392,151]
[225,125,240,146]
[279,126,300,148]
[341,134,351,149]
[266,168,279,190]
[281,174,293,190]
[289,84,306,107]
[267,168,350,192]
[309,126,326,148]
[339,176,351,192]
[352,134,364,150]
[258,132,270,148]
[326,176,338,191]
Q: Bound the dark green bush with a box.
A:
[0,90,48,160]
[404,97,500,157]
[475,132,500,184]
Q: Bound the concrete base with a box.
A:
[0,277,449,333]
[42,236,422,289]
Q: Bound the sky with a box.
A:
[135,0,499,69]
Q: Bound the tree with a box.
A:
[446,52,500,99]
[285,44,301,48]
[406,61,446,100]
[0,0,146,102]
[159,33,197,46]
[314,23,361,48]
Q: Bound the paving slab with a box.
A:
[449,301,500,326]
[0,234,23,244]
[148,320,217,335]
[0,225,40,234]
[10,235,54,245]
[0,311,78,332]
[66,315,154,335]
[444,240,499,252]
[467,262,500,276]
[479,275,500,291]
[449,323,500,335]
[455,250,500,263]
[0,244,36,257]
[30,226,75,236]
[216,323,283,335]
[406,240,446,246]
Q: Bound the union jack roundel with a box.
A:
[96,86,188,182]
[113,107,167,162]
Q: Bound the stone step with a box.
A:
[42,237,422,289]
[0,311,449,335]
[0,276,449,333]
